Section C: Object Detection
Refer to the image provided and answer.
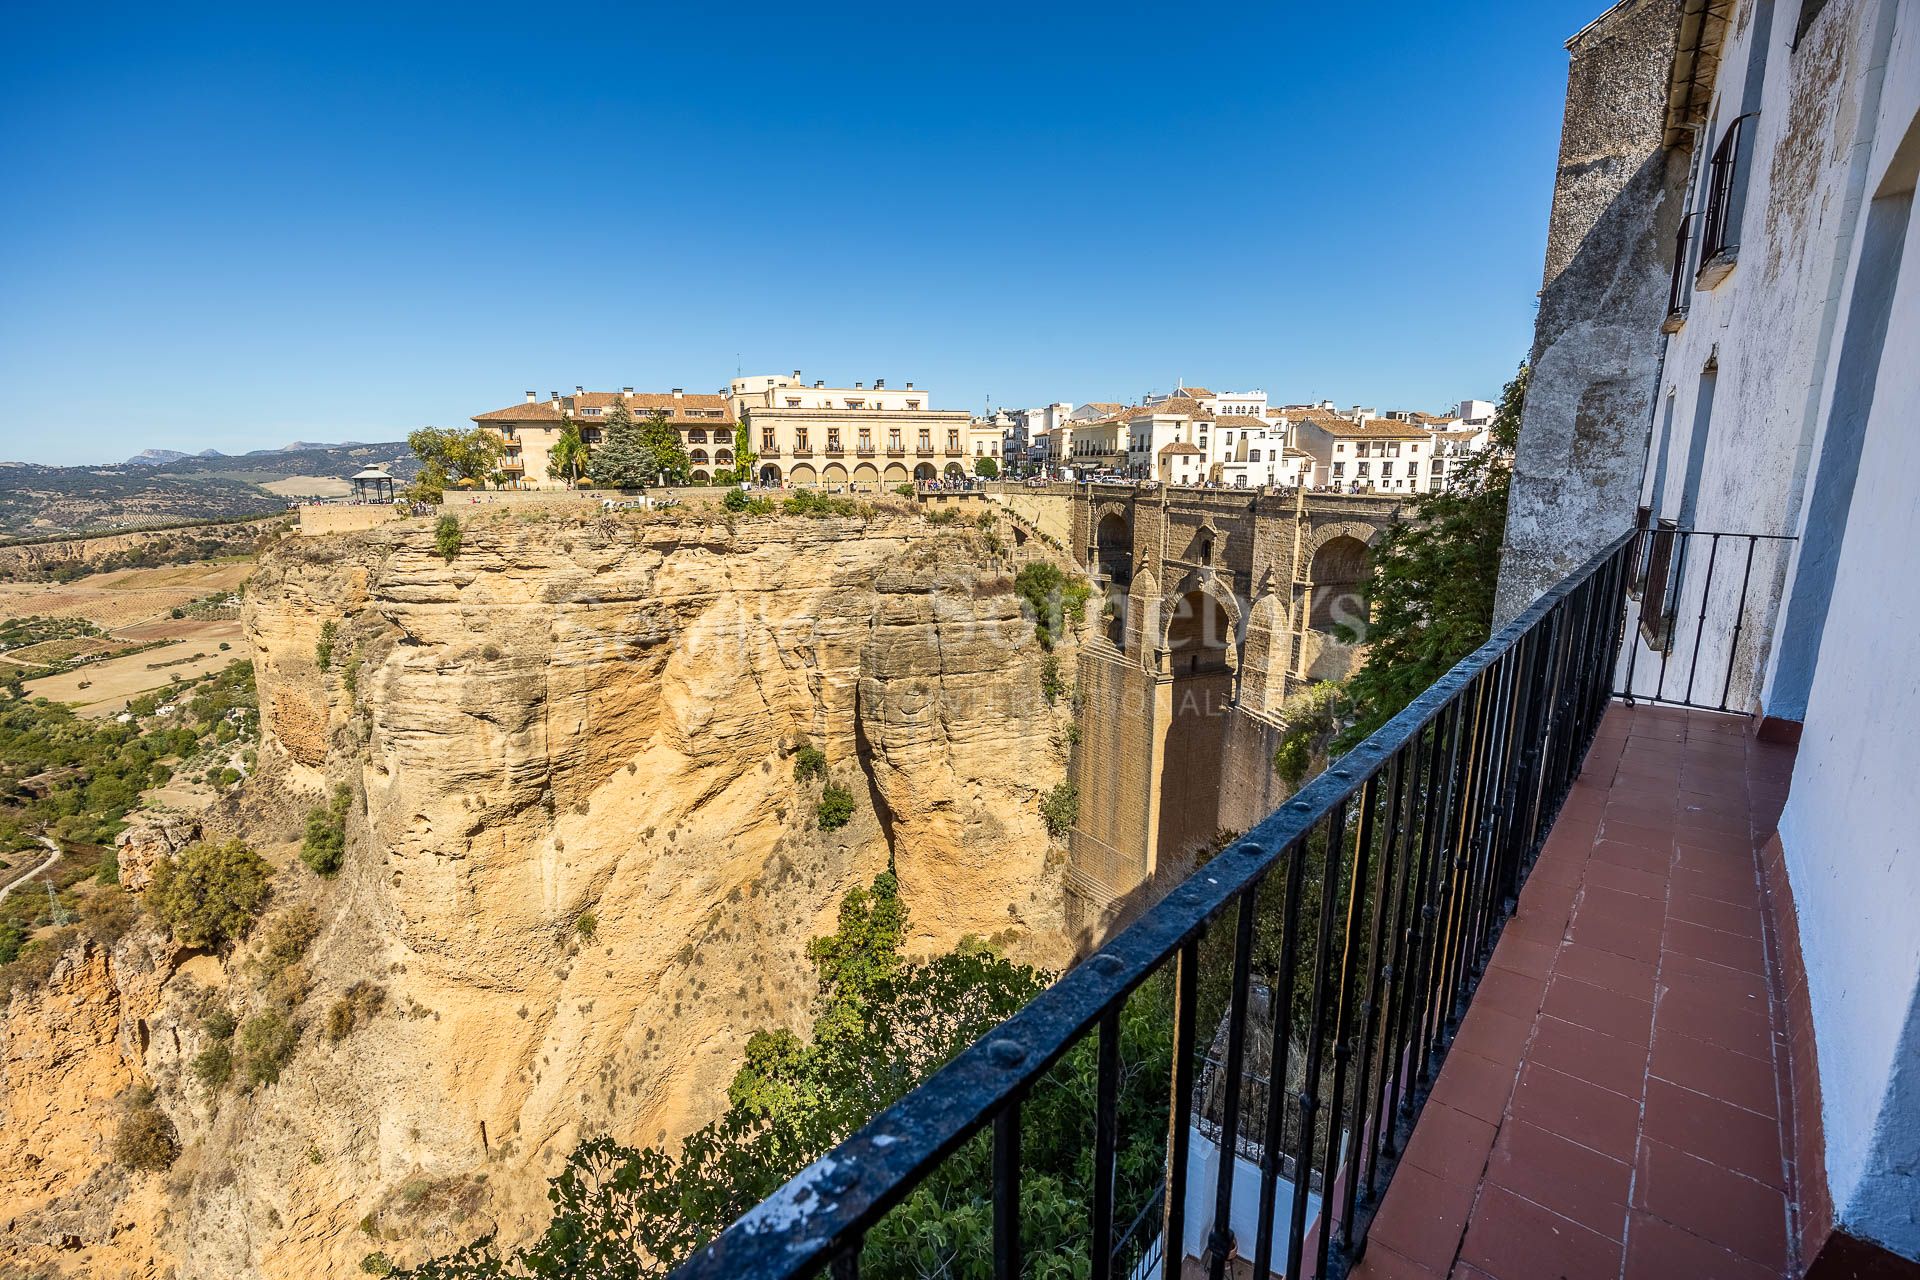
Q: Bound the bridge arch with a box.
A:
[1094,507,1134,585]
[1308,534,1372,635]
[1158,576,1244,676]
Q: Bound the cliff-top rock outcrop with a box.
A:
[3,504,1079,1278]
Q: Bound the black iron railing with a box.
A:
[1666,211,1701,320]
[1620,526,1796,714]
[673,530,1637,1280]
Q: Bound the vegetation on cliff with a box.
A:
[406,874,1170,1278]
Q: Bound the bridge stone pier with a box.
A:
[990,483,1405,946]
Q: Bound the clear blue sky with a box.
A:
[0,1,1601,466]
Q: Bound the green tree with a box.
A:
[1331,363,1527,749]
[409,427,504,490]
[639,411,692,486]
[546,422,589,488]
[434,515,463,561]
[398,875,1171,1280]
[973,456,1000,479]
[146,838,272,950]
[586,401,651,489]
[301,783,352,876]
[714,421,757,485]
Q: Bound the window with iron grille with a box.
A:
[1699,117,1749,267]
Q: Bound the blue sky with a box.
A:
[0,2,1601,465]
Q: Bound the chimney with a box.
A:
[524,390,536,404]
[874,379,885,389]
[906,382,914,390]
[815,380,825,388]
[549,391,560,404]
[854,381,864,389]
[622,386,634,396]
[792,369,802,380]
[671,388,683,398]
[574,385,585,397]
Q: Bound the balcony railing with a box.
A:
[1622,524,1796,714]
[674,531,1638,1280]
[1664,211,1701,329]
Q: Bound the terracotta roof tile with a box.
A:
[474,391,732,427]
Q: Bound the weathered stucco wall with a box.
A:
[1496,0,1690,622]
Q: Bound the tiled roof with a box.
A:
[1213,414,1272,428]
[1158,442,1203,456]
[475,391,731,426]
[1126,397,1212,421]
[1080,401,1128,414]
[1173,385,1215,397]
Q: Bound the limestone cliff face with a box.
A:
[83,507,1069,1278]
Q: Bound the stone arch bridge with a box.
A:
[989,483,1407,946]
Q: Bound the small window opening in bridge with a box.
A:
[1096,512,1133,587]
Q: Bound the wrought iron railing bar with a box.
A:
[1092,1006,1121,1277]
[1351,741,1411,1219]
[1682,533,1722,708]
[1500,622,1551,905]
[1465,647,1522,971]
[1322,768,1383,1266]
[1205,887,1262,1280]
[1719,536,1760,712]
[1652,531,1693,700]
[830,1245,861,1279]
[1415,698,1470,1083]
[1285,799,1353,1280]
[1161,938,1199,1275]
[1250,820,1312,1280]
[1370,724,1428,1186]
[1436,671,1492,1039]
[993,1102,1021,1279]
[671,531,1636,1280]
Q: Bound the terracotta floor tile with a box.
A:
[1541,974,1654,1047]
[1588,840,1673,877]
[1468,966,1546,1023]
[1665,918,1767,975]
[1349,1237,1445,1280]
[1551,945,1657,1003]
[1622,1211,1778,1280]
[1577,884,1667,929]
[1458,1184,1623,1280]
[1666,890,1762,939]
[1670,864,1759,907]
[1660,948,1771,1006]
[1430,1048,1521,1126]
[1484,1118,1632,1239]
[1648,1029,1779,1118]
[1567,912,1663,964]
[1362,1161,1477,1276]
[1634,1137,1789,1265]
[1401,1101,1499,1185]
[1642,1078,1785,1189]
[1487,934,1558,982]
[1654,985,1772,1062]
[1595,818,1678,852]
[1528,1015,1649,1100]
[1450,1004,1533,1064]
[1510,1062,1642,1165]
[1583,858,1668,900]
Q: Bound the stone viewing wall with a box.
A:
[298,504,399,535]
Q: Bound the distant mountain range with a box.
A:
[125,441,369,466]
[0,442,419,539]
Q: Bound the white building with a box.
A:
[1502,0,1920,1266]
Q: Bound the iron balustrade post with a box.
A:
[1161,940,1199,1275]
[1251,837,1311,1280]
[1652,532,1693,700]
[1719,536,1760,712]
[1619,530,1647,699]
[1325,763,1385,1262]
[831,1246,861,1279]
[994,1102,1022,1280]
[1205,890,1261,1280]
[1373,726,1431,1179]
[1092,1008,1121,1278]
[1356,742,1415,1206]
[1285,801,1352,1280]
[1415,700,1470,1082]
[1682,533,1723,708]
[1436,674,1493,1037]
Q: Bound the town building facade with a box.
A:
[728,371,983,488]
[473,388,734,488]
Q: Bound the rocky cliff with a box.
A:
[1,505,1076,1278]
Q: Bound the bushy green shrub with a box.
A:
[816,782,855,832]
[1015,562,1092,649]
[434,514,462,561]
[782,490,863,518]
[792,745,827,783]
[147,839,272,950]
[893,483,915,498]
[1040,781,1079,838]
[721,486,774,514]
[191,1040,233,1089]
[301,783,352,876]
[240,1009,298,1086]
[1040,654,1066,704]
[574,911,597,941]
[316,620,336,671]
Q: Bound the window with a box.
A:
[918,430,931,452]
[858,429,872,451]
[786,398,802,408]
[581,408,602,417]
[1332,462,1345,478]
[762,427,776,452]
[889,428,901,451]
[1335,442,1345,453]
[1699,115,1751,268]
[947,430,960,452]
[845,399,865,410]
[796,428,810,451]
[1357,461,1371,477]
[1250,449,1262,462]
[1382,461,1395,477]
[827,429,842,452]
[687,429,706,443]
[906,400,920,409]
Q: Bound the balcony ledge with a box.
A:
[1695,246,1738,290]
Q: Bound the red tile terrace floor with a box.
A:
[1351,703,1798,1280]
